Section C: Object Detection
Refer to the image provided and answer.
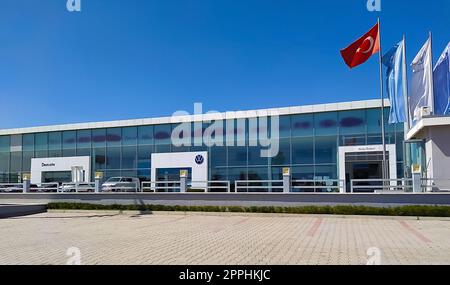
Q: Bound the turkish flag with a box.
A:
[340,23,380,69]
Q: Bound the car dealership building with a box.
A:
[0,99,416,192]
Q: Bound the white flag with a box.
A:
[410,37,434,122]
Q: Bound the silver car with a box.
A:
[59,183,95,193]
[101,177,140,192]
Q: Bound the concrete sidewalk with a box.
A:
[1,211,449,265]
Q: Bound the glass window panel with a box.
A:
[48,149,61,158]
[106,147,121,169]
[292,165,315,180]
[396,132,404,162]
[10,135,22,150]
[122,127,137,146]
[315,136,337,164]
[63,149,75,157]
[154,124,172,145]
[48,132,61,150]
[122,146,137,169]
[314,164,337,180]
[314,112,338,136]
[0,152,9,172]
[138,126,153,145]
[339,110,366,135]
[137,169,151,182]
[210,146,227,167]
[77,130,91,149]
[210,167,227,181]
[105,170,121,181]
[291,114,313,137]
[228,167,248,187]
[247,167,269,181]
[35,133,48,151]
[227,145,247,166]
[92,129,106,147]
[35,150,48,158]
[23,134,35,151]
[76,148,91,157]
[106,128,121,147]
[292,137,314,164]
[92,148,106,171]
[248,140,268,166]
[366,108,382,134]
[271,138,291,166]
[137,145,152,169]
[0,136,10,152]
[121,169,137,178]
[340,135,366,146]
[277,116,291,138]
[10,152,22,172]
[22,151,34,172]
[155,144,170,153]
[62,131,76,149]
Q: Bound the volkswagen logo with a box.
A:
[195,155,204,165]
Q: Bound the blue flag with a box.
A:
[433,43,450,116]
[382,40,406,124]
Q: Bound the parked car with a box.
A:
[101,177,140,192]
[59,183,95,193]
[0,184,23,193]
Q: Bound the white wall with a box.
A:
[30,156,90,184]
[151,152,208,188]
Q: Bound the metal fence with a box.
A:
[141,181,181,193]
[188,181,230,193]
[350,179,413,193]
[3,178,450,194]
[0,183,23,193]
[58,182,96,193]
[235,180,284,193]
[292,179,344,193]
[101,182,140,193]
[421,179,450,192]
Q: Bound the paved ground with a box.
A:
[1,211,450,265]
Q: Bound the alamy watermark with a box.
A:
[67,0,81,12]
[170,103,280,158]
[366,247,382,265]
[366,0,381,12]
[66,247,81,265]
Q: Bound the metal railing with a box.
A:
[350,179,413,193]
[101,182,140,193]
[0,183,23,193]
[421,179,450,192]
[59,182,96,193]
[292,179,344,193]
[235,180,284,193]
[188,181,230,193]
[141,181,181,193]
[33,183,60,192]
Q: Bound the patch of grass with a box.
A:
[46,202,450,217]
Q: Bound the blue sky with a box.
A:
[0,0,448,129]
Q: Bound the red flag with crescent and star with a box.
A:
[340,23,380,69]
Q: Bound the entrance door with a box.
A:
[156,168,192,192]
[345,151,388,192]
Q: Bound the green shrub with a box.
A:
[46,202,450,217]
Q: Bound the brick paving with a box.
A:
[0,211,449,265]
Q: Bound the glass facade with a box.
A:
[0,107,404,184]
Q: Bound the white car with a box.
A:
[101,177,140,192]
[59,183,95,193]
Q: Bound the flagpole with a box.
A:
[402,35,411,131]
[402,34,411,180]
[377,18,388,184]
[429,31,435,115]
